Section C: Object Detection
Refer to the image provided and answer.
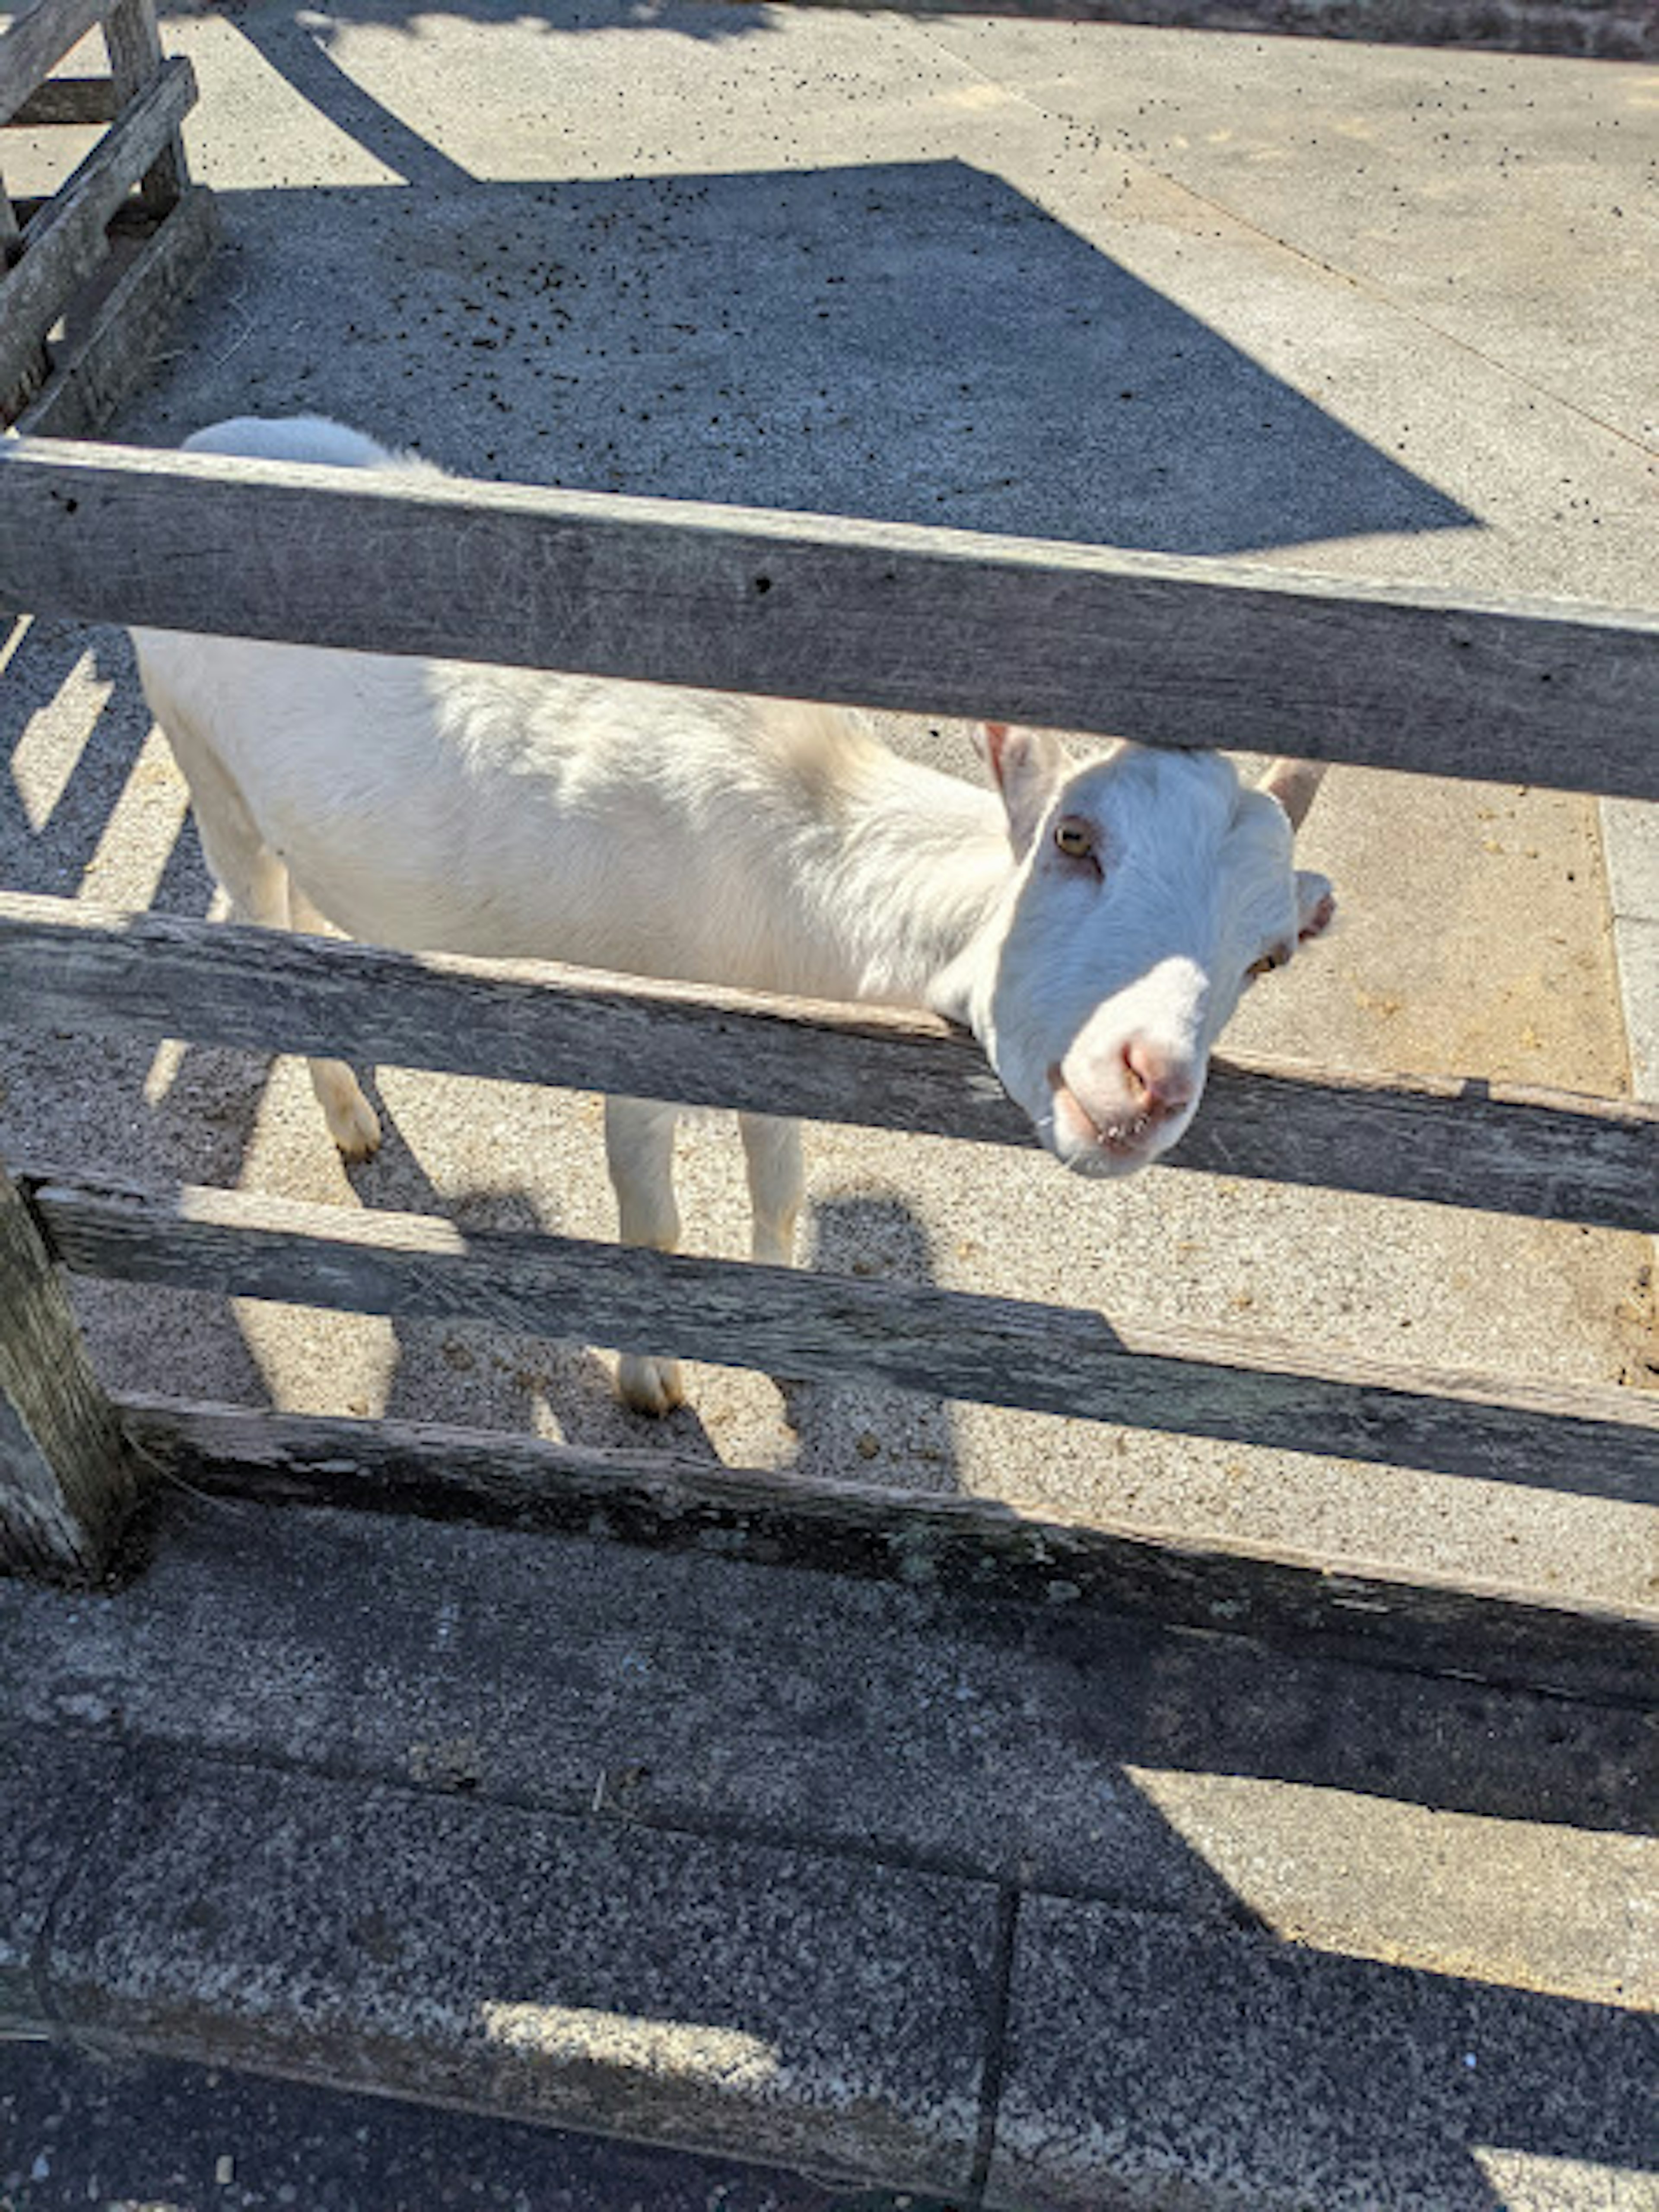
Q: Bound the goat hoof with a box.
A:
[618,1354,685,1417]
[330,1097,383,1163]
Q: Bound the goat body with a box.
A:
[133,416,1333,1413]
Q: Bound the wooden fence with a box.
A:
[0,0,216,433]
[0,437,1655,1703]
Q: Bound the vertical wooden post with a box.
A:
[0,162,51,424]
[0,1155,136,1580]
[102,0,184,219]
[0,165,19,267]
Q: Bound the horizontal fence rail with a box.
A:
[19,1167,1659,1506]
[120,1396,1659,1705]
[1,892,1653,1230]
[1,440,1656,796]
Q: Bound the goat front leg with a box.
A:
[739,1113,803,1268]
[604,1094,685,1416]
[286,882,382,1162]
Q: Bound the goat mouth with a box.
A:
[1046,1068,1167,1172]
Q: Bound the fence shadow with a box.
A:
[182,0,779,49]
[115,160,1473,558]
[359,1092,724,1454]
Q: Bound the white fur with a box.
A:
[133,416,1333,1413]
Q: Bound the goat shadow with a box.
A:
[782,1188,964,1496]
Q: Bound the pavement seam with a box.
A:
[5,1715,1284,1920]
[901,16,1658,462]
[966,1883,1021,2209]
[10,1716,1046,1897]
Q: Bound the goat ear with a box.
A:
[1295,870,1336,942]
[978,722,1066,856]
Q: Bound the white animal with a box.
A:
[133,416,1335,1414]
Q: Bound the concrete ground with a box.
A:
[0,12,1655,2204]
[3,1494,1655,2209]
[2,0,1654,1599]
[3,2038,846,2212]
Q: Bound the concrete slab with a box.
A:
[3,1491,1654,2206]
[910,22,1659,453]
[991,1895,1658,2212]
[1601,799,1659,1120]
[1611,915,1659,1100]
[1,1496,1652,2002]
[0,1729,128,2031]
[0,0,1653,1613]
[1603,803,1659,931]
[40,1742,998,2195]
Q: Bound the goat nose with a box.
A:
[1122,1039,1197,1121]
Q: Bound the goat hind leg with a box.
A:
[169,728,380,1163]
[286,882,382,1161]
[604,1094,685,1416]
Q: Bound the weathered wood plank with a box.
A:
[118,1394,1659,1703]
[0,1156,134,1580]
[14,182,217,439]
[1,891,1653,1229]
[0,159,49,422]
[0,57,194,402]
[22,1168,1659,1503]
[0,0,112,130]
[6,75,117,127]
[0,440,1654,798]
[101,0,181,215]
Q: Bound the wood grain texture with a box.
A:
[0,439,1655,796]
[100,0,181,215]
[14,183,217,439]
[0,0,112,129]
[0,1157,134,1579]
[0,159,48,423]
[118,1394,1659,1703]
[22,1168,1659,1503]
[2,891,1653,1228]
[0,57,194,400]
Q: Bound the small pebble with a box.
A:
[216,2152,236,2186]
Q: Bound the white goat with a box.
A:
[133,416,1335,1414]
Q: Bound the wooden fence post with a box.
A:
[0,164,18,267]
[0,162,50,423]
[102,0,184,218]
[0,1152,135,1579]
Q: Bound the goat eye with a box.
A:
[1053,817,1095,861]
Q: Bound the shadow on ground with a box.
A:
[125,162,1475,557]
